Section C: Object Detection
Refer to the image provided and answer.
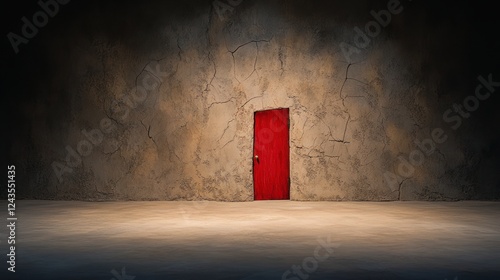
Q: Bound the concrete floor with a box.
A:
[1,200,499,280]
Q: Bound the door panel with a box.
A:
[253,108,290,200]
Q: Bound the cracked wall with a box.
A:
[6,0,500,201]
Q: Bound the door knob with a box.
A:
[254,155,259,159]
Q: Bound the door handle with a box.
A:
[254,155,259,159]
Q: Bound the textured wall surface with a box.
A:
[4,0,499,201]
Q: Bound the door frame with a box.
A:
[252,107,291,200]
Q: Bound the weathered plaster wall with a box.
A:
[6,0,500,201]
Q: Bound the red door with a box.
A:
[253,108,290,200]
